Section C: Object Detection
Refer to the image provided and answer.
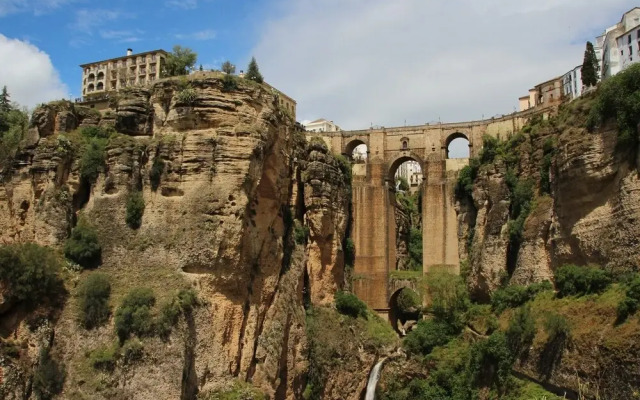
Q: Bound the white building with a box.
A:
[304,118,341,132]
[598,8,640,79]
[395,161,422,190]
[562,65,583,100]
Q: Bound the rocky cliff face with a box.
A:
[0,75,359,399]
[456,96,640,398]
[460,102,640,298]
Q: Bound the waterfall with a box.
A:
[365,359,386,400]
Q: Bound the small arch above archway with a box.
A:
[445,132,470,159]
[344,139,368,163]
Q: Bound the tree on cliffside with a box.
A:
[221,61,235,75]
[162,45,197,77]
[245,57,263,83]
[0,86,10,112]
[581,41,599,87]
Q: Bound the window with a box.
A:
[402,140,408,150]
[630,46,633,55]
[629,34,632,45]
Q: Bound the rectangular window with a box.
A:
[629,34,632,44]
[630,46,633,55]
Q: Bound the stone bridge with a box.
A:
[309,111,540,319]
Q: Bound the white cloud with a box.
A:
[253,0,636,130]
[165,0,198,10]
[175,29,216,40]
[0,34,68,107]
[71,9,124,33]
[0,0,76,16]
[100,29,143,43]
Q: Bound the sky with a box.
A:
[0,0,637,137]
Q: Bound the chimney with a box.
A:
[127,48,133,56]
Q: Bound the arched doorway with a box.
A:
[445,132,470,159]
[389,287,422,335]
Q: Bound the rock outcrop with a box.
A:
[0,75,362,399]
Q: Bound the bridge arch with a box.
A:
[343,138,369,162]
[445,132,471,159]
[389,287,421,334]
[387,153,424,183]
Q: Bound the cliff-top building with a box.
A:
[596,7,640,79]
[80,48,168,100]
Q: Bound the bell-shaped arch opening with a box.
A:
[97,71,105,80]
[389,287,422,335]
[446,132,470,159]
[96,82,104,91]
[344,139,368,163]
[87,83,95,92]
[390,157,423,274]
[391,157,423,193]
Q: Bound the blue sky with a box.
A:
[0,0,272,100]
[1,0,638,132]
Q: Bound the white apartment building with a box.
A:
[598,8,640,79]
[562,66,583,100]
[304,118,341,132]
[395,161,422,190]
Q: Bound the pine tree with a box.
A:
[0,86,10,112]
[245,57,263,84]
[581,41,599,87]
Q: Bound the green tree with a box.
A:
[581,41,599,87]
[162,45,197,77]
[114,287,156,342]
[64,222,102,269]
[245,57,264,84]
[125,191,145,229]
[221,60,236,75]
[0,86,10,112]
[396,176,409,191]
[77,273,111,329]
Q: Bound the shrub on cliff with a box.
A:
[425,269,470,330]
[588,63,640,149]
[77,273,111,329]
[617,274,640,322]
[0,243,64,307]
[293,221,309,244]
[125,190,145,229]
[555,264,611,297]
[79,126,114,139]
[79,139,106,184]
[32,348,66,400]
[114,288,156,342]
[155,288,198,338]
[505,305,536,357]
[149,156,165,191]
[334,290,367,318]
[404,319,454,355]
[344,237,355,268]
[64,222,102,269]
[491,281,552,313]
